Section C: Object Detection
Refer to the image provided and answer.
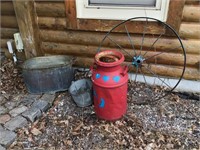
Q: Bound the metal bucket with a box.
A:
[69,79,93,107]
[22,55,75,94]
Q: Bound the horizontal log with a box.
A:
[185,0,200,5]
[38,17,66,30]
[71,57,200,80]
[42,42,96,57]
[38,17,165,34]
[0,1,15,15]
[1,48,26,61]
[1,39,10,48]
[35,2,66,17]
[128,63,200,81]
[40,30,200,54]
[1,28,19,38]
[1,16,18,28]
[34,0,65,1]
[1,48,13,59]
[179,23,200,39]
[41,42,199,68]
[182,6,200,22]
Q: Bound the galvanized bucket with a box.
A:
[69,79,93,107]
[22,55,75,94]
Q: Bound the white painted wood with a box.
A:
[128,73,200,93]
[89,0,156,7]
[76,0,169,21]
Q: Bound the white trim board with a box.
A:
[128,73,200,93]
[76,0,170,21]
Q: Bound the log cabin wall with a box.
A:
[0,1,20,59]
[36,0,200,81]
[1,0,199,81]
[179,0,200,80]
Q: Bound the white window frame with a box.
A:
[76,0,170,21]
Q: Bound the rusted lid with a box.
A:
[95,50,124,67]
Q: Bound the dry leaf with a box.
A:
[145,143,156,150]
[60,120,69,126]
[63,140,72,146]
[72,132,80,135]
[38,121,46,130]
[74,122,83,131]
[31,128,42,136]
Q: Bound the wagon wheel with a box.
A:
[97,17,186,104]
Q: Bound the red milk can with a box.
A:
[91,50,128,120]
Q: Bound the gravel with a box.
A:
[1,59,199,149]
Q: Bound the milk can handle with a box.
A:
[121,66,128,76]
[90,63,97,73]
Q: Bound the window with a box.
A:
[76,0,170,21]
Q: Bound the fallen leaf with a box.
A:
[60,120,69,126]
[74,122,83,131]
[72,132,80,135]
[38,121,46,130]
[145,143,156,150]
[31,128,42,136]
[63,140,72,146]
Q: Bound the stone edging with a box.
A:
[0,94,56,149]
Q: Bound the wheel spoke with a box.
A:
[161,78,166,86]
[140,17,148,55]
[106,36,133,59]
[143,30,165,57]
[124,25,136,56]
[144,45,182,62]
[140,67,147,85]
[143,65,172,89]
[134,67,139,83]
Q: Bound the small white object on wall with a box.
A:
[14,33,23,52]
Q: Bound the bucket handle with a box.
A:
[121,65,128,76]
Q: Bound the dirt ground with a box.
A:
[1,59,199,149]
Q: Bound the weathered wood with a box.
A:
[38,17,66,30]
[1,28,19,38]
[166,0,185,32]
[13,0,43,58]
[41,42,199,68]
[38,16,165,34]
[63,0,185,33]
[185,0,200,5]
[71,57,200,80]
[1,1,15,16]
[35,1,66,17]
[179,23,200,39]
[1,48,26,60]
[76,19,165,34]
[128,64,200,80]
[1,16,18,28]
[65,0,77,29]
[40,30,200,54]
[34,0,65,1]
[1,39,9,48]
[42,42,96,57]
[182,40,200,54]
[182,6,200,22]
[1,48,13,59]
